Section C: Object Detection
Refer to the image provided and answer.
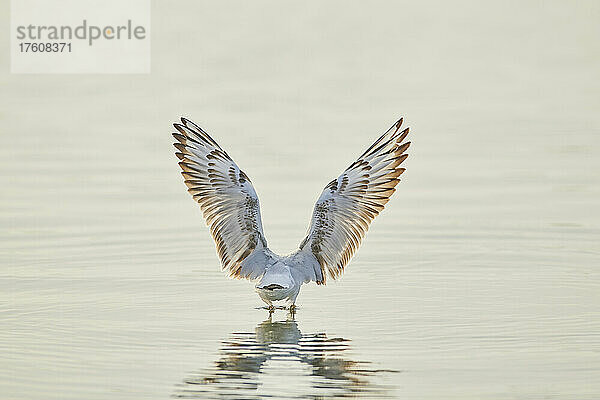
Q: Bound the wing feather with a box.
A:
[298,119,411,284]
[172,117,273,279]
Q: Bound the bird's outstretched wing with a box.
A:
[173,117,274,280]
[297,119,410,284]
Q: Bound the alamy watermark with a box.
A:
[11,0,151,73]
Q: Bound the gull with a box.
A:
[172,117,410,312]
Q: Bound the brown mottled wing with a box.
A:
[298,119,410,283]
[172,117,272,279]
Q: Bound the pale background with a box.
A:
[1,1,599,399]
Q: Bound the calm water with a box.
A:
[2,1,600,399]
[172,314,399,399]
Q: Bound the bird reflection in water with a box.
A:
[173,312,398,399]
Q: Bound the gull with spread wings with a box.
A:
[172,117,411,312]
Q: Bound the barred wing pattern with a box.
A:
[299,119,410,283]
[173,118,271,279]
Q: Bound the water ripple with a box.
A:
[172,315,398,399]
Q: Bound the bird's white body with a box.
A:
[253,251,323,306]
[255,264,299,305]
[172,117,411,309]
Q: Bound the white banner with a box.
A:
[11,0,151,73]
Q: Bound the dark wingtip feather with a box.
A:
[395,117,403,130]
[173,142,186,153]
[172,132,187,144]
[173,123,188,136]
[396,127,410,143]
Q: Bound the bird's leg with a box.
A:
[287,289,300,313]
[286,309,296,321]
[268,304,275,313]
[265,312,273,323]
